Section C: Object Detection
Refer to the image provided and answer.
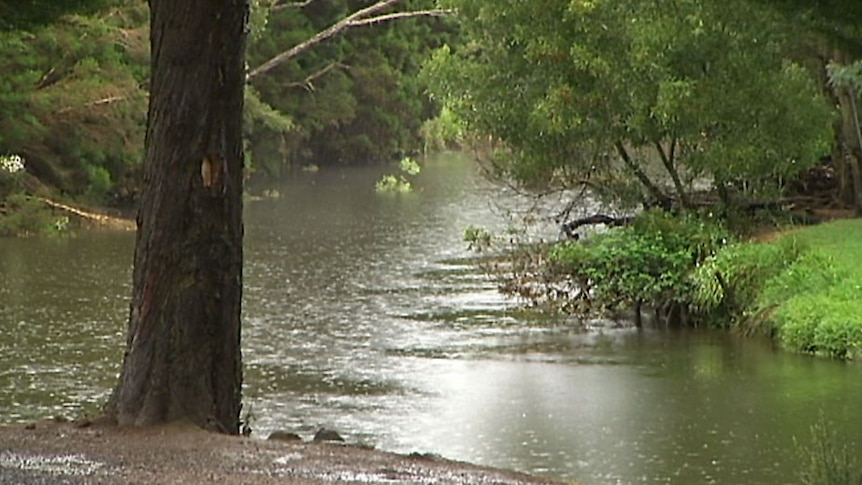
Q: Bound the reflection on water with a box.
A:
[1,154,861,484]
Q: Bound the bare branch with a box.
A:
[271,0,319,12]
[249,0,402,80]
[346,9,455,28]
[248,0,454,80]
[286,61,347,91]
[56,95,128,114]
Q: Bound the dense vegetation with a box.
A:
[4,0,862,364]
[247,0,454,176]
[423,0,839,210]
[437,0,862,363]
[0,0,453,232]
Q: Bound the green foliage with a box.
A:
[83,164,112,203]
[420,106,464,153]
[688,218,862,357]
[423,0,834,204]
[463,225,492,252]
[0,2,149,201]
[690,238,803,322]
[0,0,114,30]
[757,250,842,311]
[376,156,421,193]
[829,61,862,94]
[763,0,862,55]
[777,288,862,358]
[375,174,412,193]
[247,0,456,171]
[0,194,66,237]
[399,156,420,175]
[798,417,862,485]
[760,220,862,357]
[548,210,730,313]
[243,86,295,178]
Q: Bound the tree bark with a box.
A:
[105,0,248,434]
[654,139,690,209]
[613,141,668,206]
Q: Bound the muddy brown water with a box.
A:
[1,154,861,484]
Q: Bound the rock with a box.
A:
[312,428,344,442]
[267,431,302,442]
[409,452,442,461]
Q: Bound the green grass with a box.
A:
[789,218,862,272]
[689,218,862,358]
[767,218,862,358]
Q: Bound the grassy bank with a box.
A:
[534,210,862,359]
[707,218,862,359]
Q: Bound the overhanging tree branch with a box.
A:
[286,61,347,91]
[247,0,453,80]
[654,138,690,209]
[271,0,319,11]
[613,141,668,205]
[346,9,454,28]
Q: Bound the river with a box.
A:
[1,154,861,484]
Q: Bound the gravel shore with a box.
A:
[0,421,574,485]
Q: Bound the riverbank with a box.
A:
[0,420,573,485]
[757,217,862,358]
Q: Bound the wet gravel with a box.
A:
[0,469,100,485]
[0,421,573,485]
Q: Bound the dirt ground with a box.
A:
[0,420,572,485]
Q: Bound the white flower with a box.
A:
[0,154,25,174]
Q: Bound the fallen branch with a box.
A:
[56,95,128,114]
[561,214,635,239]
[36,197,134,230]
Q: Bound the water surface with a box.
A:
[1,154,860,484]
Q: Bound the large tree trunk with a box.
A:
[105,0,248,434]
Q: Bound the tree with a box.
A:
[245,0,455,173]
[104,0,248,433]
[423,0,834,210]
[762,0,862,213]
[0,0,113,30]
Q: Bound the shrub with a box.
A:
[547,210,730,317]
[776,284,862,358]
[0,193,56,236]
[690,238,803,325]
[84,164,113,203]
[0,153,25,200]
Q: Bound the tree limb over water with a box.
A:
[248,0,454,80]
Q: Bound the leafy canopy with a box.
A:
[423,0,834,203]
[0,0,114,30]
